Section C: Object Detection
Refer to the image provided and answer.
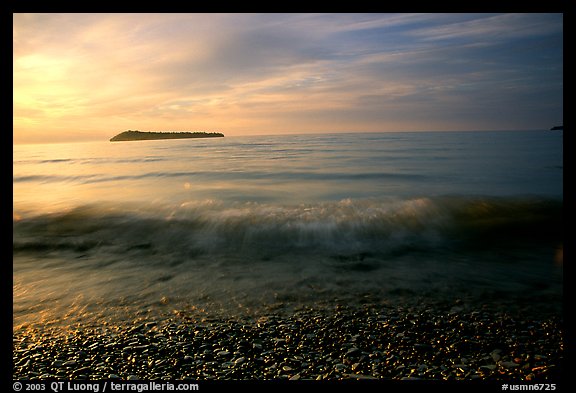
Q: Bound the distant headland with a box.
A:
[110,130,224,142]
[549,126,563,131]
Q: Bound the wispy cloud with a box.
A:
[13,13,563,143]
[408,13,561,43]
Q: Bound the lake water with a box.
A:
[13,130,563,328]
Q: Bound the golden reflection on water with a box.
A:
[13,136,564,333]
[13,140,255,215]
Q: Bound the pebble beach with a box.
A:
[13,301,563,382]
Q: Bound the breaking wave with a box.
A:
[13,196,562,265]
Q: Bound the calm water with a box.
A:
[13,131,563,327]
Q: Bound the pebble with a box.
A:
[499,361,520,368]
[88,342,100,350]
[491,350,502,362]
[12,304,563,381]
[480,365,497,371]
[345,373,378,380]
[346,347,361,357]
[74,367,91,375]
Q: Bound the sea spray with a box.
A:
[13,196,562,260]
[13,131,563,327]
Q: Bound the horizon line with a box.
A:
[13,128,555,145]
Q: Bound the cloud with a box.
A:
[408,13,562,43]
[13,13,563,143]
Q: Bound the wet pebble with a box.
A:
[12,304,563,381]
[499,361,520,369]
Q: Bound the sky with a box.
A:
[13,13,563,144]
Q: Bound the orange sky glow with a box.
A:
[13,13,563,144]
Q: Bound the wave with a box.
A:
[13,157,167,165]
[12,170,425,185]
[13,196,562,265]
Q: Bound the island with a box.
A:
[110,130,224,142]
[549,126,563,131]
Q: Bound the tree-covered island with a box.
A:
[110,130,224,142]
